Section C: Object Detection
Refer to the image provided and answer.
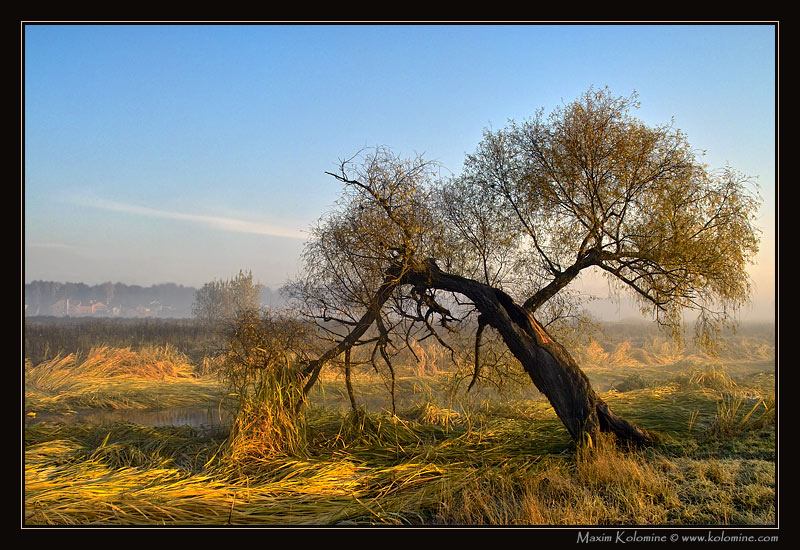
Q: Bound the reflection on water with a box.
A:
[26,406,232,430]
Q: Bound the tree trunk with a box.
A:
[401,258,656,446]
[344,347,358,412]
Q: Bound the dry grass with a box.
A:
[23,326,776,527]
[23,383,776,526]
[27,344,196,381]
[217,386,309,472]
[434,434,676,525]
[25,345,224,412]
[24,418,462,526]
[24,422,775,526]
[708,392,776,436]
[433,431,775,526]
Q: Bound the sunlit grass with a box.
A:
[25,345,226,413]
[23,328,775,526]
[25,405,775,525]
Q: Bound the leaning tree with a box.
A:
[286,88,761,446]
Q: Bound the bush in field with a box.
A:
[218,309,314,464]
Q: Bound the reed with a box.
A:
[708,392,776,436]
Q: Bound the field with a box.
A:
[23,317,776,528]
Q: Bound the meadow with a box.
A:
[23,317,776,527]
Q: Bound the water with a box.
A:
[25,406,232,430]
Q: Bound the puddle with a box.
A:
[25,406,232,430]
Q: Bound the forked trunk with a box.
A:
[402,259,656,446]
[301,257,655,445]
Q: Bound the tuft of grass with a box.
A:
[217,371,309,472]
[401,402,461,429]
[686,364,739,391]
[708,392,776,436]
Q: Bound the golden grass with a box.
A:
[24,398,775,527]
[433,430,775,526]
[24,419,467,525]
[23,331,775,526]
[27,344,196,381]
[25,345,224,412]
[708,392,776,436]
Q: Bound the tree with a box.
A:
[193,270,263,340]
[287,88,761,446]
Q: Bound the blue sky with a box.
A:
[24,23,777,320]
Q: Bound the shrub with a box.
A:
[217,309,313,466]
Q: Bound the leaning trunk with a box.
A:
[402,259,655,446]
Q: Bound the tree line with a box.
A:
[24,280,283,318]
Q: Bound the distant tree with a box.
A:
[100,281,116,304]
[287,88,761,446]
[193,270,263,332]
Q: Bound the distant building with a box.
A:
[46,299,111,316]
[25,280,202,318]
[73,303,92,315]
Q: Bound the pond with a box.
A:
[25,406,232,430]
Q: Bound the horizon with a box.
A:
[24,23,777,323]
[23,277,776,324]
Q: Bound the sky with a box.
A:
[23,23,777,321]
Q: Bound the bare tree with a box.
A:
[286,88,761,445]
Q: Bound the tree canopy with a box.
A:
[451,88,761,341]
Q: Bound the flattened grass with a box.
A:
[24,418,466,525]
[25,345,226,413]
[24,380,775,527]
[23,337,775,526]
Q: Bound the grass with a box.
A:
[24,405,775,526]
[25,345,226,413]
[23,322,776,526]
